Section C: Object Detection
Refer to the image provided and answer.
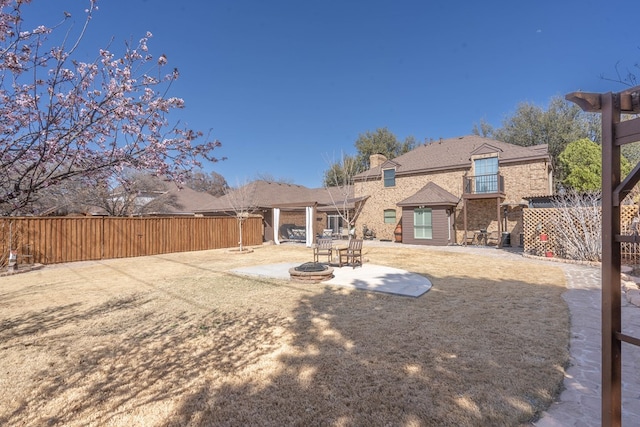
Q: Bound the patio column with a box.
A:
[305,205,314,248]
[273,208,280,245]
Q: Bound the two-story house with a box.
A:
[353,135,552,246]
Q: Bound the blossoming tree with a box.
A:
[0,0,222,214]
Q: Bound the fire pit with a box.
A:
[289,262,334,283]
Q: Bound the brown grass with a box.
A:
[0,244,569,426]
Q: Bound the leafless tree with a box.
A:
[224,179,259,251]
[55,170,178,217]
[548,190,602,261]
[253,172,294,185]
[184,170,228,197]
[323,152,365,240]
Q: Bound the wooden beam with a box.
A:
[615,331,640,347]
[496,198,502,248]
[613,160,640,206]
[614,117,640,146]
[616,234,640,243]
[565,91,601,112]
[567,86,640,114]
[619,86,640,113]
[601,92,623,427]
[463,199,468,245]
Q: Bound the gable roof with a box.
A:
[470,143,503,156]
[355,135,549,181]
[397,182,459,207]
[380,159,400,169]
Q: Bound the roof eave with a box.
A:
[397,200,459,207]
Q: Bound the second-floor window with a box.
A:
[383,168,395,187]
[474,157,498,193]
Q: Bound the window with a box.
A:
[327,215,342,234]
[474,157,498,193]
[383,168,395,187]
[384,209,396,224]
[414,208,432,239]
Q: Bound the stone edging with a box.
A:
[522,253,600,267]
[523,253,640,307]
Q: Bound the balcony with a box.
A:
[463,173,505,198]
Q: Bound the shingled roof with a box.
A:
[355,135,549,181]
[397,182,459,207]
[196,180,357,212]
[139,181,220,215]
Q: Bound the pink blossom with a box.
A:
[0,0,221,215]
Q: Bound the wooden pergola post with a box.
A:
[463,199,468,245]
[567,86,640,427]
[496,198,502,247]
[601,91,622,426]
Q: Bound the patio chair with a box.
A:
[313,238,333,263]
[338,238,363,268]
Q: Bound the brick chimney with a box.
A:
[369,153,387,169]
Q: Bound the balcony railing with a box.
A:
[463,173,505,196]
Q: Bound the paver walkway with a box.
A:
[363,241,640,425]
[534,262,640,426]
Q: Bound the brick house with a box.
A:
[196,180,359,243]
[353,135,552,246]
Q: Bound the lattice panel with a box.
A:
[621,205,640,264]
[523,208,559,257]
[523,205,639,262]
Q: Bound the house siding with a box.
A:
[401,207,452,246]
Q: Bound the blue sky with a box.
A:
[20,0,640,188]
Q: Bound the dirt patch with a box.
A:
[0,244,569,426]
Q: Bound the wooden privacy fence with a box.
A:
[523,205,639,263]
[0,216,263,266]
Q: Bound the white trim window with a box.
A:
[474,157,498,193]
[383,168,396,187]
[414,208,432,239]
[384,209,396,224]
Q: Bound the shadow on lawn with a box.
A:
[164,275,570,426]
[0,290,287,426]
[0,267,570,426]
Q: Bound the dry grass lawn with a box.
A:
[0,244,569,426]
